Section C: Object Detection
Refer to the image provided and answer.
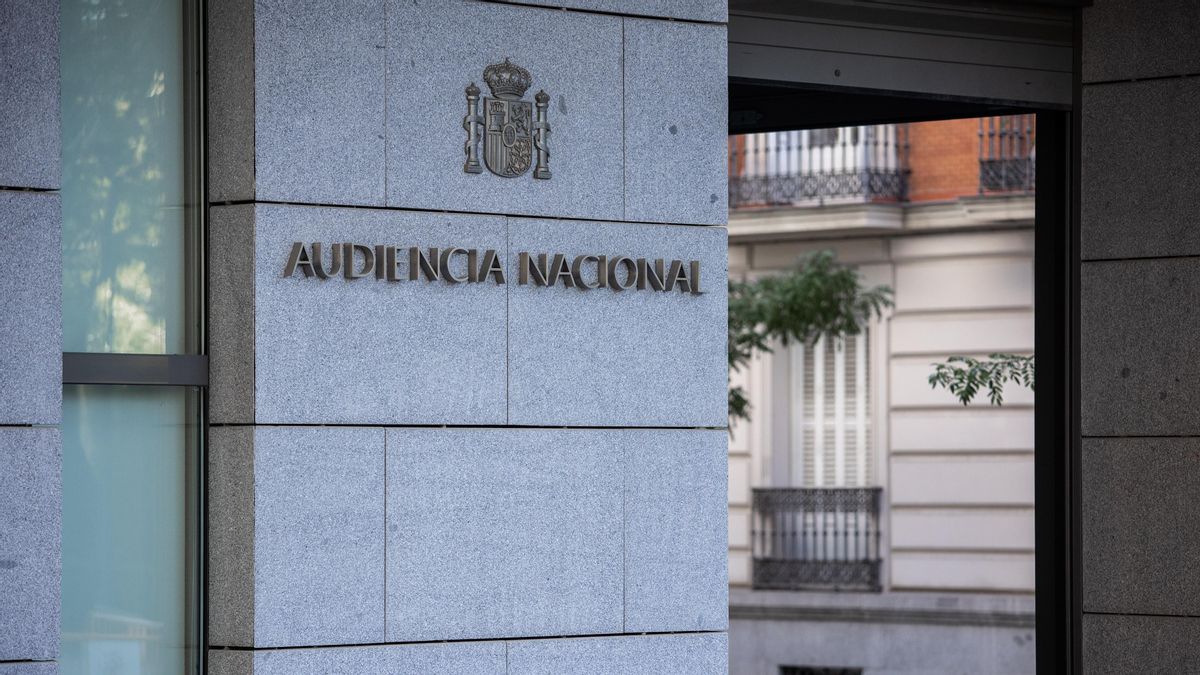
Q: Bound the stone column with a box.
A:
[1080,1,1200,671]
[0,1,62,674]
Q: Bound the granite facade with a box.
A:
[1,3,62,672]
[0,192,61,426]
[0,0,59,189]
[623,18,728,226]
[0,428,61,663]
[1081,1,1200,671]
[507,218,728,426]
[208,426,385,648]
[493,0,726,23]
[385,428,623,641]
[386,0,624,220]
[204,0,728,669]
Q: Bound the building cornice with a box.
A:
[729,588,1036,628]
[729,194,1035,244]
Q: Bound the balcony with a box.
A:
[729,125,908,209]
[978,114,1035,194]
[751,487,883,592]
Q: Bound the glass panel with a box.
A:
[61,0,194,353]
[61,385,201,675]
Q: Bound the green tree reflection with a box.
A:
[62,0,187,354]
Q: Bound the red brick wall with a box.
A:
[906,118,981,202]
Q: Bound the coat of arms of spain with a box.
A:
[463,59,551,179]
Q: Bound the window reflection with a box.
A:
[61,0,189,353]
[61,385,200,675]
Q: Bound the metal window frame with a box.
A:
[58,0,209,672]
[728,78,1080,675]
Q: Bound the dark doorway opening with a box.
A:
[727,78,1077,673]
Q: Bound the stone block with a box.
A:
[0,664,57,675]
[209,641,505,675]
[1081,258,1200,436]
[624,430,728,632]
[385,428,623,641]
[0,0,59,189]
[208,205,255,425]
[507,632,728,674]
[208,426,385,647]
[208,650,253,675]
[1082,79,1200,260]
[0,192,61,426]
[208,204,508,425]
[0,428,61,662]
[1082,0,1200,83]
[207,427,256,647]
[386,0,623,221]
[207,0,255,202]
[494,0,726,22]
[254,0,386,205]
[1083,613,1200,674]
[1083,438,1200,615]
[624,19,727,225]
[507,218,727,427]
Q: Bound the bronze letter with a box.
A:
[440,247,470,283]
[637,258,667,291]
[607,256,637,291]
[410,247,440,281]
[385,246,402,282]
[466,249,480,283]
[312,242,342,279]
[345,243,374,280]
[374,245,387,280]
[666,260,691,294]
[519,252,550,286]
[690,260,702,295]
[548,253,574,288]
[283,242,315,278]
[480,249,506,284]
[570,254,602,290]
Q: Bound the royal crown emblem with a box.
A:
[463,59,551,179]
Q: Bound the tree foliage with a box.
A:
[928,353,1035,406]
[728,251,893,422]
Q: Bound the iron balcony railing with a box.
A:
[979,114,1035,193]
[751,486,883,592]
[729,125,909,208]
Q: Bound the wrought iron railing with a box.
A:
[729,125,908,208]
[751,487,883,592]
[979,115,1035,193]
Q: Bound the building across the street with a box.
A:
[726,117,1037,674]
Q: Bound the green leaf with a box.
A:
[729,251,893,423]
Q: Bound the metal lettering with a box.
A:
[519,252,550,286]
[440,247,470,284]
[636,258,666,291]
[690,260,702,295]
[311,242,342,279]
[283,242,315,278]
[666,259,691,294]
[547,253,574,288]
[374,245,387,280]
[467,249,480,283]
[410,247,440,282]
[385,246,402,282]
[570,254,602,290]
[480,249,506,284]
[344,243,374,280]
[607,256,637,291]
